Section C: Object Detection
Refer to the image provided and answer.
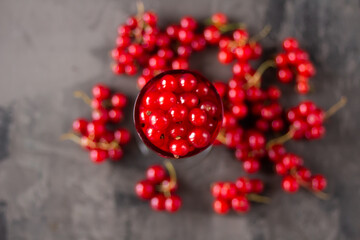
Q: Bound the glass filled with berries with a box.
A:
[134,69,223,159]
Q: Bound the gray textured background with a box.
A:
[0,0,360,239]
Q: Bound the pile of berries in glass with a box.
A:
[64,5,347,214]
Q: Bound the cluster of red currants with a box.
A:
[135,163,182,213]
[275,38,316,94]
[211,177,267,214]
[268,144,327,196]
[286,100,326,140]
[64,84,131,163]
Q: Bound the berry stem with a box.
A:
[324,96,347,119]
[266,127,295,149]
[161,159,177,197]
[218,22,246,33]
[60,132,81,144]
[215,129,227,145]
[245,59,276,88]
[73,91,92,106]
[290,168,329,200]
[249,24,272,44]
[246,193,271,204]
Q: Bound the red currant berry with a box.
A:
[149,111,170,130]
[231,195,250,213]
[213,82,227,98]
[275,162,288,176]
[87,121,106,138]
[250,179,264,193]
[169,139,190,157]
[108,108,124,123]
[235,177,252,193]
[248,131,265,150]
[180,73,197,91]
[89,148,108,163]
[179,93,199,108]
[114,128,131,145]
[166,25,179,39]
[297,61,316,77]
[282,37,299,51]
[72,118,88,134]
[275,53,288,67]
[211,12,228,25]
[108,147,124,161]
[277,68,293,83]
[165,195,182,213]
[189,108,207,126]
[180,16,197,30]
[296,167,312,182]
[200,101,218,117]
[203,26,221,44]
[222,112,237,128]
[146,165,167,184]
[218,49,234,64]
[171,58,189,70]
[243,158,260,173]
[281,175,299,193]
[233,62,252,77]
[111,93,127,108]
[220,182,238,199]
[267,86,281,100]
[92,84,111,100]
[150,194,166,211]
[213,199,230,215]
[158,91,177,111]
[231,103,248,119]
[233,29,249,42]
[135,180,155,200]
[311,174,327,191]
[169,104,188,122]
[188,128,211,148]
[267,144,286,162]
[211,182,224,198]
[143,11,157,26]
[178,28,194,44]
[170,126,187,139]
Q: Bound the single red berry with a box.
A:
[146,165,167,184]
[277,68,293,83]
[225,128,244,148]
[297,80,310,94]
[218,49,234,64]
[178,28,194,44]
[281,175,299,193]
[169,104,188,122]
[92,109,109,123]
[250,179,264,193]
[298,101,316,116]
[87,121,106,138]
[169,126,187,139]
[189,108,208,126]
[282,37,299,51]
[235,144,249,161]
[188,128,211,148]
[233,62,252,77]
[275,162,288,175]
[135,180,155,200]
[177,45,192,58]
[111,93,127,108]
[150,194,166,211]
[92,84,111,100]
[211,12,228,25]
[297,61,316,77]
[233,29,249,42]
[275,53,288,67]
[108,108,124,123]
[248,131,265,150]
[311,174,327,191]
[72,118,88,134]
[267,144,286,162]
[234,45,253,61]
[179,93,199,108]
[213,199,230,215]
[157,48,174,60]
[158,91,177,111]
[203,26,221,44]
[251,42,263,59]
[89,148,108,163]
[180,16,197,30]
[149,111,170,130]
[246,86,263,102]
[191,35,206,51]
[281,153,303,169]
[114,128,131,145]
[124,64,137,75]
[145,127,165,146]
[271,118,284,132]
[231,103,248,119]
[148,56,166,70]
[296,167,312,182]
[166,25,179,39]
[126,16,137,29]
[195,83,209,97]
[255,118,269,132]
[142,11,157,26]
[128,43,143,57]
[117,25,131,36]
[116,35,131,48]
[222,112,237,128]
[306,109,325,126]
[108,147,124,161]
[267,86,281,100]
[165,195,182,213]
[180,73,197,91]
[306,125,326,139]
[211,182,224,198]
[220,182,238,199]
[243,158,260,173]
[231,195,250,213]
[228,87,245,103]
[143,92,159,109]
[219,36,231,49]
[169,139,190,157]
[235,177,252,193]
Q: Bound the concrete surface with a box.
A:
[0,0,360,239]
